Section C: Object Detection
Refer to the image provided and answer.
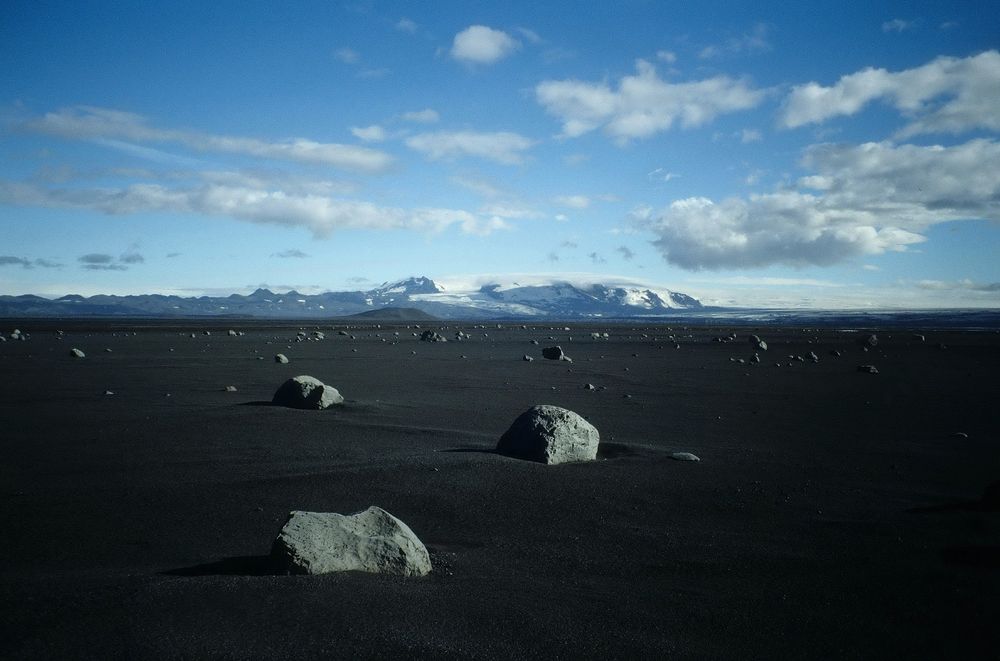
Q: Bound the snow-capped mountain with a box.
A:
[410,279,702,317]
[0,276,702,318]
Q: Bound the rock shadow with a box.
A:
[909,481,1000,513]
[597,442,641,459]
[438,445,498,455]
[941,546,1000,569]
[161,555,280,576]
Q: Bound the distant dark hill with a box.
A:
[347,307,439,321]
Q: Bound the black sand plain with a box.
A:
[1,319,998,659]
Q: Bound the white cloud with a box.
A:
[452,176,502,198]
[350,125,387,142]
[25,106,394,173]
[648,168,681,183]
[451,25,520,64]
[882,18,914,33]
[536,59,764,143]
[656,50,677,63]
[334,47,360,64]
[395,18,418,33]
[516,27,542,44]
[553,195,590,209]
[0,180,509,237]
[740,128,762,143]
[639,139,1000,270]
[698,23,771,60]
[405,130,534,164]
[356,67,390,79]
[916,279,1000,292]
[478,203,543,219]
[780,51,1000,137]
[400,108,440,123]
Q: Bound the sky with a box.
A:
[1,0,999,309]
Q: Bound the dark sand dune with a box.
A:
[1,321,998,658]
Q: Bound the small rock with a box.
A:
[70,348,85,358]
[274,353,289,364]
[670,452,700,462]
[584,383,596,390]
[857,364,879,374]
[522,354,534,362]
[225,385,238,392]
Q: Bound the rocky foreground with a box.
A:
[1,319,997,659]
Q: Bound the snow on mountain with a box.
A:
[0,275,701,318]
[409,277,701,317]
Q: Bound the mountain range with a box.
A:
[0,276,703,319]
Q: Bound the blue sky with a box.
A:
[1,0,998,308]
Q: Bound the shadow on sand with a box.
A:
[908,481,1000,514]
[941,546,1000,569]
[438,442,642,459]
[438,445,498,455]
[161,555,281,576]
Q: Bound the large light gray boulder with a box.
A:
[272,375,344,409]
[497,404,600,464]
[271,506,431,576]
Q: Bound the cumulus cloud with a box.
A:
[405,130,534,165]
[780,50,1000,137]
[0,180,507,238]
[400,108,439,123]
[23,106,394,173]
[451,25,520,64]
[536,59,764,143]
[638,139,1000,270]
